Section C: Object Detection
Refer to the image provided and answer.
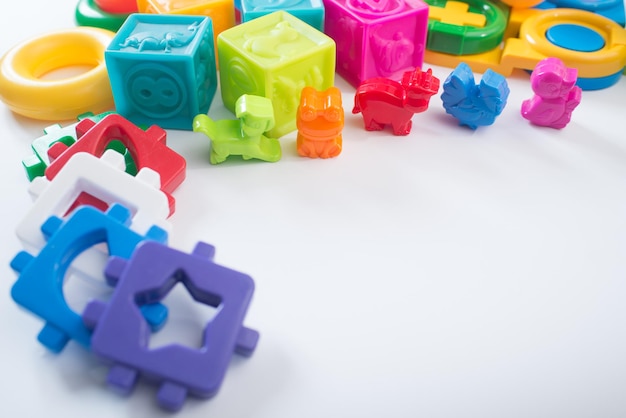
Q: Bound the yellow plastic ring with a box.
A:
[0,27,115,120]
[519,9,626,77]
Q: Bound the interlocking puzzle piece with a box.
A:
[424,7,626,90]
[352,67,440,135]
[521,57,582,129]
[75,0,131,32]
[425,0,510,55]
[240,0,325,31]
[296,86,344,158]
[323,0,429,88]
[137,0,236,55]
[20,111,137,181]
[105,14,217,130]
[193,95,281,164]
[218,11,336,138]
[441,62,509,129]
[83,240,259,412]
[45,113,186,215]
[17,150,171,280]
[10,204,168,353]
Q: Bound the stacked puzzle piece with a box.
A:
[10,112,260,412]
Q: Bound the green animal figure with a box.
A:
[192,95,281,164]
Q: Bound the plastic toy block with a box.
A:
[193,95,281,164]
[83,240,259,412]
[45,113,186,215]
[137,0,236,54]
[10,204,168,353]
[521,57,582,129]
[296,86,344,158]
[424,0,509,55]
[218,11,336,138]
[423,7,626,90]
[352,67,440,135]
[105,14,217,130]
[75,0,130,32]
[240,0,325,31]
[20,111,136,181]
[536,0,625,27]
[441,62,509,129]
[17,149,171,275]
[322,0,429,88]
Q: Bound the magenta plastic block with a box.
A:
[323,0,429,87]
[83,240,259,412]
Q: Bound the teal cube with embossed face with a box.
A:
[217,11,335,138]
[106,13,217,130]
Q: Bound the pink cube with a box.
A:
[323,0,429,87]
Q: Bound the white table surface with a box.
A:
[1,1,626,417]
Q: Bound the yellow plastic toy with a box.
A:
[0,27,115,120]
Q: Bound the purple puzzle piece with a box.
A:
[83,240,259,412]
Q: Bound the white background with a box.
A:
[1,1,626,417]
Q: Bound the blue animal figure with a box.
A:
[441,63,509,130]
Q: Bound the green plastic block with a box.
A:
[217,11,336,138]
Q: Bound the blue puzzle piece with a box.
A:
[10,204,168,353]
[441,62,510,130]
[536,0,625,27]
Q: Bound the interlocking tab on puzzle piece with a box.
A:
[441,62,509,129]
[521,57,582,129]
[45,113,186,214]
[17,149,171,279]
[83,240,259,412]
[22,111,117,181]
[424,7,626,90]
[10,204,168,353]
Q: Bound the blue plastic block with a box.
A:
[105,14,217,130]
[441,62,510,130]
[240,0,325,31]
[10,204,168,353]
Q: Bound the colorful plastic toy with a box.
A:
[425,0,510,55]
[10,204,168,353]
[75,0,131,32]
[136,0,236,53]
[352,67,440,136]
[105,14,217,130]
[95,0,138,13]
[423,7,626,90]
[240,0,325,31]
[323,0,429,88]
[441,63,509,129]
[536,0,625,27]
[17,150,171,278]
[83,240,259,412]
[44,114,186,215]
[521,57,582,129]
[20,111,131,181]
[0,27,114,120]
[296,86,344,158]
[193,95,281,164]
[218,11,336,138]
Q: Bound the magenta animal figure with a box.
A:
[352,67,440,136]
[521,57,582,129]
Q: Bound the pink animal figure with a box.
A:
[521,57,582,129]
[352,67,440,136]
